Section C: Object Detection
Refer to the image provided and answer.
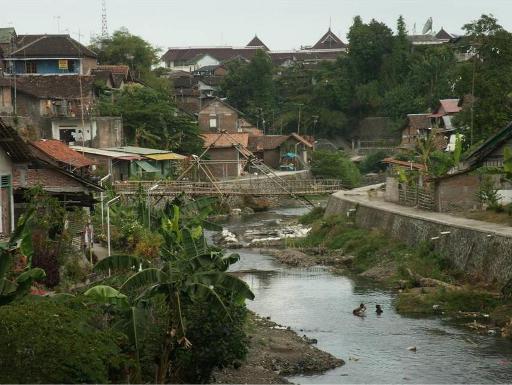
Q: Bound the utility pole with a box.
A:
[101,0,108,38]
[297,103,303,135]
[312,115,319,138]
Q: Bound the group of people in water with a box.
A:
[353,303,383,317]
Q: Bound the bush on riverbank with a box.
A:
[0,298,129,383]
[299,214,458,282]
[310,150,361,188]
[395,287,501,314]
[298,207,325,225]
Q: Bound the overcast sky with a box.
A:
[2,0,512,52]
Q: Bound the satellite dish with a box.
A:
[422,17,433,35]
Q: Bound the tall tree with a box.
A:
[98,85,202,155]
[90,28,160,78]
[221,50,277,125]
[454,14,512,142]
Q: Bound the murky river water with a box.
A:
[219,206,512,384]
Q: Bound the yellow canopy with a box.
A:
[146,153,187,161]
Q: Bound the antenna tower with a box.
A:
[101,0,108,38]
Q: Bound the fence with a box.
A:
[398,183,435,211]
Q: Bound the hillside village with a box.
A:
[1,5,512,384]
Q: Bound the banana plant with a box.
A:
[0,208,46,306]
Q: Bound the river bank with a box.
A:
[218,206,512,383]
[259,208,512,340]
[212,312,343,384]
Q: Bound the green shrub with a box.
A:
[0,298,130,384]
[172,299,249,383]
[299,207,325,225]
[358,150,388,174]
[310,150,361,188]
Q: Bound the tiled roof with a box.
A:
[0,117,33,163]
[439,99,462,114]
[435,28,454,40]
[93,65,130,75]
[3,75,94,99]
[162,47,261,63]
[90,69,114,85]
[11,34,97,58]
[290,133,313,147]
[202,133,249,148]
[246,35,269,51]
[31,140,94,169]
[311,29,347,50]
[249,135,289,151]
[406,114,431,130]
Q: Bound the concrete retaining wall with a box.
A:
[325,193,512,284]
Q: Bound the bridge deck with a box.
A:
[113,179,345,196]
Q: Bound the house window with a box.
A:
[0,174,11,234]
[25,61,37,74]
[209,118,217,129]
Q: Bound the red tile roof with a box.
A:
[431,99,461,117]
[440,99,462,114]
[202,133,249,149]
[248,133,313,152]
[31,140,94,169]
[93,65,130,76]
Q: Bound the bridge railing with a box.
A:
[113,179,346,196]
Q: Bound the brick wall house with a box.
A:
[198,99,243,133]
[434,172,481,212]
[201,133,249,178]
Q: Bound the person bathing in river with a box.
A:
[353,303,366,317]
[376,304,383,315]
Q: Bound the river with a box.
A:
[219,206,512,384]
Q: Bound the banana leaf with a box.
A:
[84,285,130,308]
[94,255,149,273]
[121,268,169,291]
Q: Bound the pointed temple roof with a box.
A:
[311,28,347,50]
[246,35,269,51]
[435,28,454,40]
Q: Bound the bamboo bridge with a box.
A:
[113,178,346,198]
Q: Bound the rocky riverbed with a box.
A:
[212,313,343,384]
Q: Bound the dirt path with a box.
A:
[213,313,343,384]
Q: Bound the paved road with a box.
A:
[331,184,512,237]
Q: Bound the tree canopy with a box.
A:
[90,28,161,79]
[98,85,203,155]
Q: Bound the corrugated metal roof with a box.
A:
[103,146,173,155]
[70,146,143,159]
[136,160,160,173]
[146,153,187,161]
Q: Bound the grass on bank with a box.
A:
[299,210,459,283]
[298,209,512,326]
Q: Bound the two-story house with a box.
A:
[5,34,97,75]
